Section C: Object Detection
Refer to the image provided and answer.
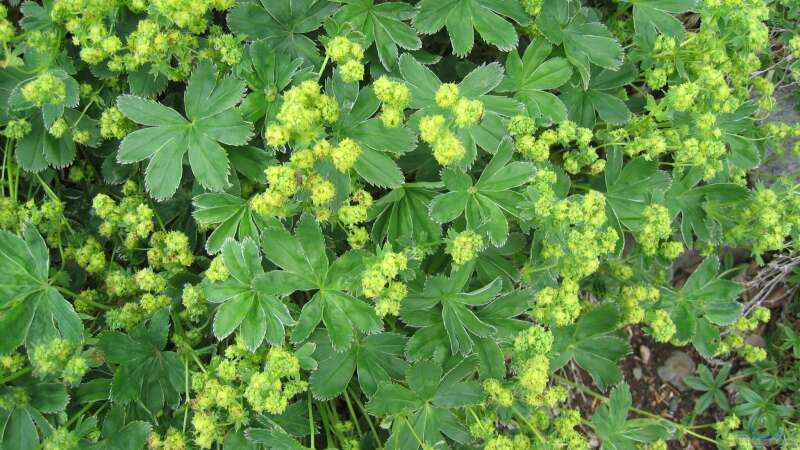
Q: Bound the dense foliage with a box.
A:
[0,0,800,449]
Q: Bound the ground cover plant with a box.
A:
[1,0,800,448]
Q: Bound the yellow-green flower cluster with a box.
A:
[104,269,135,298]
[106,289,170,330]
[21,72,66,107]
[209,32,242,66]
[181,284,207,322]
[484,434,532,450]
[716,309,770,364]
[361,251,408,316]
[714,415,751,449]
[23,198,68,246]
[3,118,32,139]
[244,347,307,414]
[147,427,187,450]
[206,255,229,281]
[507,115,536,138]
[620,285,659,325]
[123,19,197,78]
[730,188,794,257]
[151,0,234,33]
[148,231,194,269]
[639,204,673,256]
[647,309,677,343]
[250,165,300,217]
[331,138,362,172]
[512,325,554,406]
[326,36,365,83]
[448,230,484,265]
[30,338,88,384]
[43,428,80,450]
[437,83,484,126]
[520,0,544,16]
[557,121,601,175]
[190,337,289,448]
[71,237,106,274]
[432,83,484,128]
[419,115,466,166]
[338,189,373,248]
[267,80,339,148]
[734,306,770,332]
[559,191,617,277]
[532,281,581,327]
[435,83,459,108]
[527,168,558,216]
[0,5,15,43]
[551,409,589,449]
[483,379,514,407]
[373,76,410,127]
[0,353,24,378]
[0,197,18,231]
[92,185,155,248]
[100,106,135,139]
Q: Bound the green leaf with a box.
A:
[205,239,298,350]
[228,0,338,66]
[550,303,631,391]
[97,311,184,412]
[429,138,530,246]
[0,224,82,354]
[402,276,502,355]
[630,0,697,44]
[261,215,328,284]
[371,360,478,449]
[193,192,270,254]
[334,0,421,70]
[240,40,306,126]
[665,168,750,246]
[334,84,416,188]
[371,184,442,244]
[415,0,530,57]
[592,383,670,449]
[561,64,637,128]
[15,114,76,172]
[604,150,671,231]
[116,61,253,199]
[367,384,421,416]
[497,38,572,123]
[309,331,408,399]
[9,69,79,129]
[267,226,379,352]
[657,257,743,349]
[539,8,623,88]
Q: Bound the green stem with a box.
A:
[183,356,190,434]
[56,286,110,310]
[342,388,363,438]
[0,367,32,384]
[347,387,381,446]
[317,55,330,80]
[510,406,546,443]
[316,400,335,447]
[307,395,315,449]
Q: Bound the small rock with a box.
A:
[657,351,696,391]
[633,367,643,380]
[745,334,766,348]
[639,345,651,364]
[669,396,680,415]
